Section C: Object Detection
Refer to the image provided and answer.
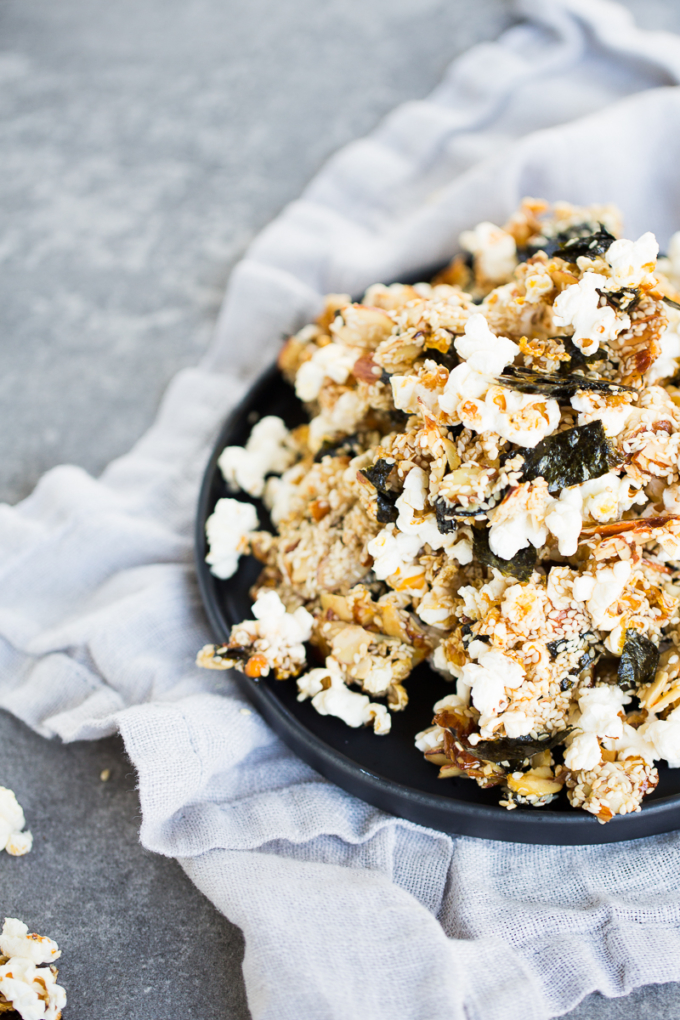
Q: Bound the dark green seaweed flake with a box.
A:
[499,366,634,402]
[314,433,361,462]
[517,223,611,262]
[663,295,680,312]
[466,729,572,766]
[375,492,399,524]
[617,630,660,691]
[556,337,607,375]
[556,225,616,261]
[361,458,399,523]
[519,420,614,493]
[472,526,537,582]
[361,458,395,493]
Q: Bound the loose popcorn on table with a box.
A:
[200,196,680,821]
[0,787,32,857]
[0,918,66,1020]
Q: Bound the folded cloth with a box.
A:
[4,2,680,1018]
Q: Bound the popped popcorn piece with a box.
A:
[295,343,359,401]
[553,272,629,355]
[205,498,258,580]
[605,232,658,289]
[453,313,519,376]
[0,919,65,1020]
[459,649,525,726]
[0,788,32,857]
[296,657,391,734]
[459,222,517,283]
[218,416,295,497]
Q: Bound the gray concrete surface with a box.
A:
[2,0,680,1017]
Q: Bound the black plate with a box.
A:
[195,364,680,844]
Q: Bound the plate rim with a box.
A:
[195,363,680,845]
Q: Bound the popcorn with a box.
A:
[459,222,517,283]
[205,498,258,580]
[0,788,32,857]
[0,918,66,1020]
[453,313,519,376]
[295,343,359,401]
[296,657,391,734]
[553,272,629,355]
[218,416,295,497]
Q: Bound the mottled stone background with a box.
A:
[1,1,680,1017]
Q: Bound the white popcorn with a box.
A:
[564,732,602,771]
[367,526,422,580]
[297,657,391,734]
[576,685,630,741]
[544,487,583,556]
[648,322,680,383]
[456,386,560,448]
[218,416,295,498]
[641,713,680,768]
[586,559,633,630]
[489,505,547,560]
[0,788,32,858]
[453,313,520,376]
[459,649,525,722]
[391,369,447,415]
[459,222,517,283]
[498,710,535,739]
[251,591,313,652]
[605,231,658,289]
[564,686,631,772]
[0,919,65,1020]
[295,343,359,401]
[611,722,658,766]
[394,467,456,553]
[308,389,365,450]
[0,919,60,967]
[205,498,258,580]
[553,272,629,355]
[432,693,468,714]
[570,390,635,437]
[414,725,447,752]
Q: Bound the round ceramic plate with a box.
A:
[195,364,680,844]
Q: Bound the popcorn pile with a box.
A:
[200,197,680,822]
[0,918,66,1020]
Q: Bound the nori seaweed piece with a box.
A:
[375,492,399,524]
[617,630,660,691]
[380,368,392,385]
[472,526,537,582]
[314,433,361,462]
[663,294,680,312]
[556,337,607,374]
[388,408,411,426]
[434,500,459,534]
[602,287,640,314]
[556,224,616,261]
[499,366,634,401]
[424,345,459,371]
[361,458,395,493]
[361,458,400,523]
[516,223,605,262]
[519,420,613,493]
[465,729,571,766]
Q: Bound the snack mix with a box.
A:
[199,198,680,823]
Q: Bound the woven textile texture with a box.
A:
[3,1,680,1017]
